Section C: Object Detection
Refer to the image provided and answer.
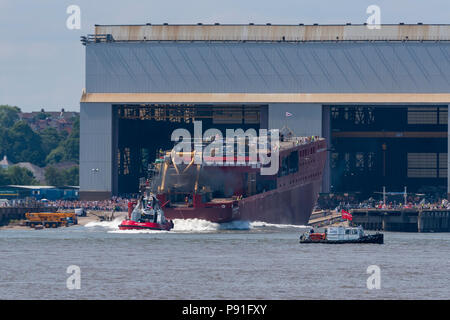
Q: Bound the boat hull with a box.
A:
[164,178,322,225]
[164,206,234,223]
[118,219,174,231]
[299,233,384,244]
[237,179,322,225]
[160,139,327,225]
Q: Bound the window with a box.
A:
[407,106,448,125]
[407,107,437,124]
[439,153,448,178]
[407,153,446,178]
[439,108,448,125]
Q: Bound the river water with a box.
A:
[0,219,449,300]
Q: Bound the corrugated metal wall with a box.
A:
[80,103,113,193]
[95,24,450,42]
[86,41,450,94]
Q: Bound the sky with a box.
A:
[0,0,449,112]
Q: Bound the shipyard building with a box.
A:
[80,24,450,199]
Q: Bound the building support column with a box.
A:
[448,105,450,199]
[321,105,331,193]
[79,102,113,200]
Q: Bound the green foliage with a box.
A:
[44,166,79,186]
[64,116,79,163]
[0,166,37,185]
[45,146,65,164]
[0,105,79,170]
[44,116,79,165]
[40,127,64,156]
[44,166,63,186]
[0,105,21,128]
[0,168,10,185]
[34,112,50,120]
[7,121,46,166]
[64,166,79,185]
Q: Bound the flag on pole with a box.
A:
[341,209,352,221]
[285,112,293,117]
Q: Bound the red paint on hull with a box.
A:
[164,206,235,223]
[118,219,174,231]
[237,179,323,225]
[159,139,327,225]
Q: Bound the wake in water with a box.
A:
[172,219,251,232]
[84,217,308,233]
[84,218,168,234]
[84,218,122,230]
[250,221,310,229]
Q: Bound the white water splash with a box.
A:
[84,218,122,230]
[250,221,310,229]
[171,219,220,232]
[84,217,308,233]
[172,219,251,232]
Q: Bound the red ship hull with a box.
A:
[164,206,234,223]
[161,139,327,225]
[118,219,174,231]
[237,178,323,225]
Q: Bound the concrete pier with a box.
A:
[0,207,57,226]
[352,209,450,232]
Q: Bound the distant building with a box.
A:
[19,109,78,134]
[0,185,79,200]
[79,24,450,199]
[0,156,12,169]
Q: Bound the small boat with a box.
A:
[119,219,173,231]
[299,226,383,244]
[119,192,174,231]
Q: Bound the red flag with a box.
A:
[342,209,352,221]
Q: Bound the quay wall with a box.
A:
[352,209,450,232]
[0,207,57,226]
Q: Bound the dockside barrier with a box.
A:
[351,209,450,232]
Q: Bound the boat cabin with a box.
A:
[325,226,364,241]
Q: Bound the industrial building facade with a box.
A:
[80,24,450,199]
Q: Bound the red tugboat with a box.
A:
[119,192,174,231]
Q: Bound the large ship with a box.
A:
[142,132,327,225]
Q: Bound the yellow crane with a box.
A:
[25,212,78,228]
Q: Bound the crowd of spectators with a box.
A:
[316,193,450,211]
[46,196,131,212]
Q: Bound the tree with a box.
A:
[63,166,79,186]
[45,166,64,186]
[2,166,37,185]
[40,127,64,156]
[45,146,65,164]
[44,165,79,186]
[0,105,21,128]
[34,112,50,121]
[7,121,46,166]
[45,115,79,164]
[63,116,79,163]
[0,168,11,185]
[0,105,79,168]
